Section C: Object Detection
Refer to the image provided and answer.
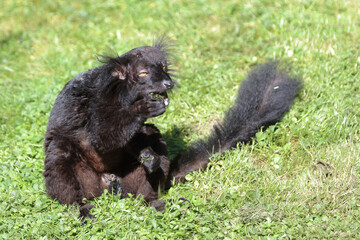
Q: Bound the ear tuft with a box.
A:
[112,68,126,80]
[153,35,175,57]
[97,54,128,80]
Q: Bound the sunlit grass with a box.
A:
[1,0,359,238]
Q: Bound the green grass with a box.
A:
[1,0,359,238]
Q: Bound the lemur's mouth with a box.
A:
[149,92,169,106]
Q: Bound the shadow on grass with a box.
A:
[161,126,189,161]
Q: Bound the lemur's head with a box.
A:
[103,39,175,107]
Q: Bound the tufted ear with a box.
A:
[111,65,127,80]
[135,51,143,58]
[98,54,128,81]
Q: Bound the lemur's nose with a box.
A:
[163,79,174,89]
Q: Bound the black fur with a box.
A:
[43,40,174,218]
[43,40,301,219]
[168,62,302,184]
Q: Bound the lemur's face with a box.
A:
[111,46,175,107]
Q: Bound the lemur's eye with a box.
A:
[162,65,166,71]
[139,71,148,77]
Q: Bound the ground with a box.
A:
[0,0,359,238]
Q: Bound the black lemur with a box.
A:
[44,41,174,218]
[43,40,301,219]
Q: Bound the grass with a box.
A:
[1,0,359,238]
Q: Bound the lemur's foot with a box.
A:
[138,147,161,174]
[103,173,122,195]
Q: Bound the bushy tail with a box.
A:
[168,62,302,184]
